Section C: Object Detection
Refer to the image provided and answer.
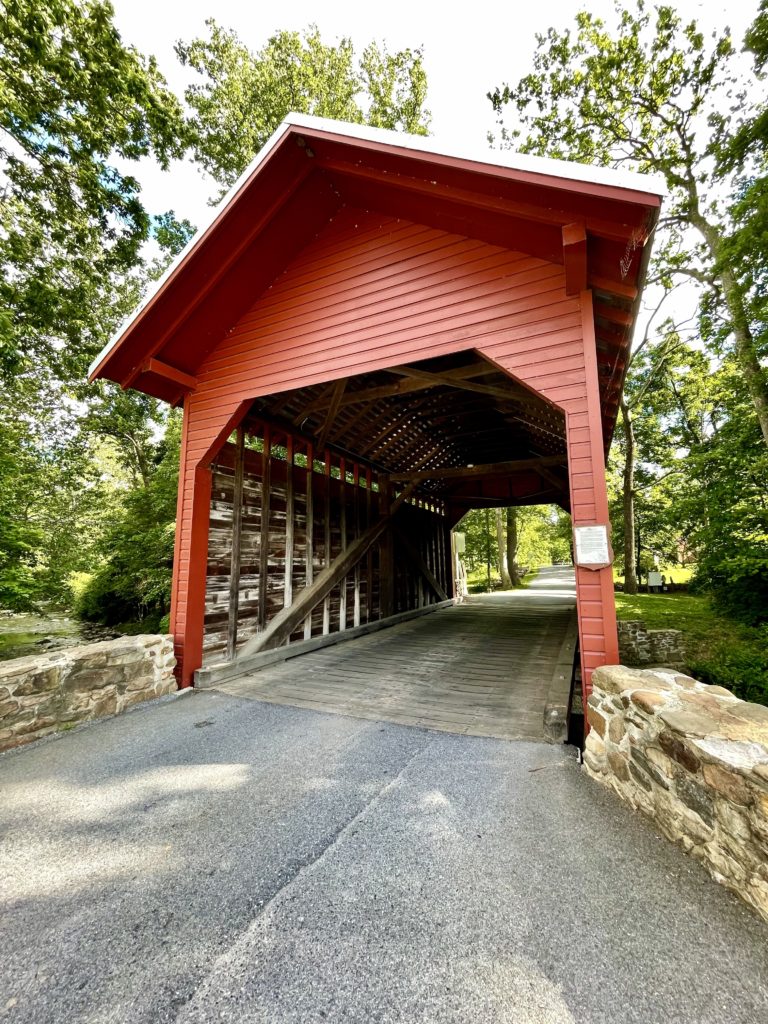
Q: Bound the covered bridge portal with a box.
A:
[90,115,663,728]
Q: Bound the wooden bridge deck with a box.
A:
[215,568,577,742]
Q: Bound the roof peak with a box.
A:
[89,113,663,387]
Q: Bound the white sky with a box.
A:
[110,0,757,227]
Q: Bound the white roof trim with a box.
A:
[90,113,667,379]
[286,112,668,196]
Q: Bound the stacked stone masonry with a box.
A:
[0,635,176,753]
[585,664,768,923]
[617,618,686,667]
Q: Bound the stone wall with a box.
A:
[617,619,686,667]
[585,665,768,923]
[0,635,176,753]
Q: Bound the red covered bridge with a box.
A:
[90,115,663,738]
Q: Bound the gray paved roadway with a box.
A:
[2,687,768,1023]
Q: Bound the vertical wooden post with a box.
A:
[304,441,314,640]
[284,434,294,611]
[226,425,245,661]
[353,463,361,627]
[365,468,373,622]
[339,457,347,631]
[379,475,394,619]
[435,510,443,596]
[439,516,448,595]
[573,290,620,702]
[323,451,332,635]
[257,425,272,633]
[174,464,212,686]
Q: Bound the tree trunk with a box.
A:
[691,213,768,446]
[484,509,492,591]
[719,265,768,445]
[495,508,512,587]
[620,396,638,595]
[506,507,522,586]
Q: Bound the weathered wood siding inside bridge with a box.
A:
[203,433,451,664]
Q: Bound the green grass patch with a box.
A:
[615,591,768,706]
[615,592,716,635]
[613,563,695,585]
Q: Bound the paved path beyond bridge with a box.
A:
[2,682,767,1023]
[218,565,577,742]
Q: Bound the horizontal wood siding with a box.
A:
[185,209,582,466]
[171,207,616,690]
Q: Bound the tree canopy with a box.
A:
[177,22,429,194]
[489,1,768,620]
[489,1,768,444]
[0,0,187,381]
[0,6,432,624]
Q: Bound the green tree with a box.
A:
[177,22,430,195]
[74,413,181,627]
[613,292,697,593]
[458,505,569,590]
[0,0,187,380]
[652,351,768,624]
[489,2,768,444]
[0,367,116,609]
[505,508,521,586]
[0,0,195,616]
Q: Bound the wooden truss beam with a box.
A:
[394,527,449,601]
[244,408,389,480]
[389,454,566,483]
[237,481,418,657]
[292,379,338,426]
[226,426,245,660]
[388,366,545,408]
[300,361,501,413]
[537,464,569,495]
[448,489,559,506]
[315,376,348,452]
[357,394,435,457]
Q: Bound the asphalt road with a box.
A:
[1,688,767,1023]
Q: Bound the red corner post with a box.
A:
[170,464,211,687]
[170,399,212,687]
[170,395,251,686]
[569,290,620,706]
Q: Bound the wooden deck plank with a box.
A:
[215,573,577,742]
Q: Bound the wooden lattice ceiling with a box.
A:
[247,351,569,511]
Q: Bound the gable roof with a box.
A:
[89,113,665,421]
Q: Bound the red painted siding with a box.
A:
[171,207,618,688]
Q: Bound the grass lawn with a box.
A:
[614,590,768,706]
[613,563,695,586]
[615,591,723,639]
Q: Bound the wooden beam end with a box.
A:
[562,222,587,296]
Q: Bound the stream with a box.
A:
[0,612,121,662]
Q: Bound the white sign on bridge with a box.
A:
[573,525,612,569]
